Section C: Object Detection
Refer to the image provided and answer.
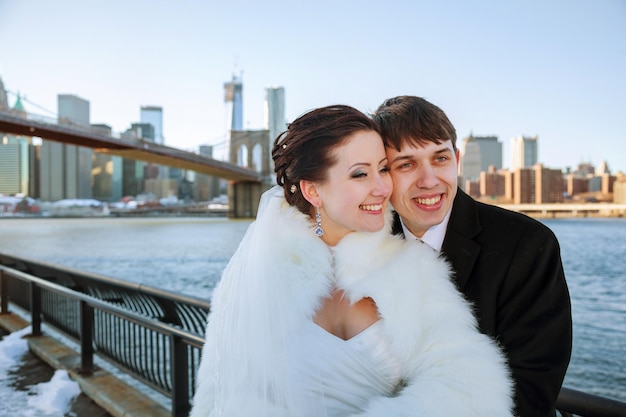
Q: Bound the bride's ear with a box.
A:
[300,180,321,207]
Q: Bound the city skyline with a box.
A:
[1,83,619,177]
[1,1,624,172]
[1,79,624,207]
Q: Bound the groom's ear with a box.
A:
[300,180,321,207]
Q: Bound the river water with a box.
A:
[0,216,624,403]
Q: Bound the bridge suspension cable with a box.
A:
[6,90,57,117]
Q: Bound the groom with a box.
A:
[373,95,572,417]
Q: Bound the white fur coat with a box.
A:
[191,187,514,417]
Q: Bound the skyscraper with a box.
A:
[39,94,92,201]
[511,135,538,170]
[140,106,167,179]
[140,106,164,144]
[0,135,30,196]
[224,73,244,165]
[476,135,502,171]
[62,94,92,199]
[120,125,149,197]
[194,145,221,201]
[264,86,286,173]
[0,81,31,196]
[460,134,502,182]
[91,123,123,202]
[460,136,481,182]
[224,73,244,132]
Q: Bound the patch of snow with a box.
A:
[0,326,81,417]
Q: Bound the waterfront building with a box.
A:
[193,145,221,201]
[145,178,178,199]
[460,134,502,182]
[480,166,506,199]
[586,161,616,197]
[124,118,178,199]
[566,175,589,196]
[511,135,538,170]
[460,136,480,182]
[39,94,92,201]
[595,173,616,195]
[167,163,186,198]
[0,92,32,196]
[28,140,40,198]
[91,124,123,202]
[120,125,149,197]
[566,162,616,201]
[477,136,502,171]
[602,174,616,194]
[514,168,535,204]
[513,164,564,204]
[264,86,286,173]
[0,135,30,196]
[39,137,65,201]
[504,170,515,202]
[140,106,164,145]
[588,176,602,193]
[463,179,481,198]
[536,164,565,204]
[140,106,168,180]
[579,168,615,198]
[614,178,626,203]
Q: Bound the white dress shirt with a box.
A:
[399,210,451,252]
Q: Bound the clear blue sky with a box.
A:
[1,0,624,172]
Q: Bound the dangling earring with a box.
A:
[315,206,324,237]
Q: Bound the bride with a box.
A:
[190,105,513,417]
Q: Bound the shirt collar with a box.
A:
[399,209,451,252]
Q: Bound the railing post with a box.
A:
[0,270,8,314]
[30,281,42,336]
[80,300,95,373]
[170,334,190,417]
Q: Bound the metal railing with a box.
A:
[558,387,626,417]
[2,253,626,417]
[0,253,208,417]
[0,253,211,334]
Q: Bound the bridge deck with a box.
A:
[0,111,260,182]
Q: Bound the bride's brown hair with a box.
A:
[272,105,380,215]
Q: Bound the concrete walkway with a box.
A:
[0,313,170,417]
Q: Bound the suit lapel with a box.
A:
[391,212,404,236]
[391,190,481,292]
[441,190,482,292]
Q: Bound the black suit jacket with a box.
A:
[393,189,572,417]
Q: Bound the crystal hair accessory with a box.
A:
[315,207,324,237]
[290,184,297,193]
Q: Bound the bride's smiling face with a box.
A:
[305,130,392,246]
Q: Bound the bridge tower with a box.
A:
[224,83,286,218]
[228,129,274,217]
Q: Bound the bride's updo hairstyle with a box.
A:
[272,105,380,215]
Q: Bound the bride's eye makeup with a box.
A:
[350,169,368,179]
